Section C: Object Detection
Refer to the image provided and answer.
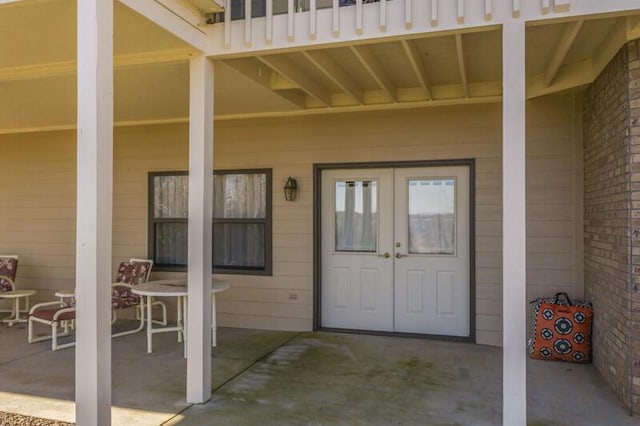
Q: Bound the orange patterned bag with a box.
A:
[528,292,593,363]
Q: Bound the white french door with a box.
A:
[321,166,470,337]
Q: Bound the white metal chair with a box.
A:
[111,258,160,337]
[27,258,167,349]
[28,297,76,351]
[128,258,166,326]
[0,254,24,316]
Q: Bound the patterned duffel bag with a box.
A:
[528,292,593,363]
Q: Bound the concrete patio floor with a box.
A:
[0,322,637,425]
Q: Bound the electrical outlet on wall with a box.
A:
[288,293,298,300]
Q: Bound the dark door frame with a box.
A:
[313,159,476,342]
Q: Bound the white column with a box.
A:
[75,0,113,424]
[502,20,526,426]
[186,54,214,403]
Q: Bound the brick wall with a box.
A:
[584,40,640,413]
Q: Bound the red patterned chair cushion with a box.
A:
[111,285,141,309]
[115,262,148,285]
[112,261,149,309]
[31,308,76,322]
[0,257,17,292]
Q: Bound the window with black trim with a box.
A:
[149,169,272,275]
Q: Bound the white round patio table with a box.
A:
[132,279,230,357]
[0,289,36,326]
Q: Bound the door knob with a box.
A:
[395,253,408,259]
[377,252,390,259]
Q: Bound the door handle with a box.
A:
[395,253,408,259]
[377,252,390,259]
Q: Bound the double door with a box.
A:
[320,166,470,336]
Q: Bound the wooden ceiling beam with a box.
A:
[454,34,469,98]
[400,39,432,100]
[257,54,333,107]
[222,57,306,109]
[302,50,365,105]
[543,20,583,88]
[349,45,397,103]
[0,49,193,82]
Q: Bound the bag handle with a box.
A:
[553,292,572,305]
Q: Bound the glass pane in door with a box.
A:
[335,180,378,252]
[408,178,455,254]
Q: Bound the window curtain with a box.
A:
[214,174,266,267]
[154,175,189,265]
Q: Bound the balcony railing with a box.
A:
[209,0,573,54]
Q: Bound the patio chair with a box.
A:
[28,297,76,351]
[0,255,18,293]
[111,258,167,338]
[28,258,167,350]
[0,255,24,315]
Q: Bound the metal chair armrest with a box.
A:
[53,306,76,321]
[29,300,66,315]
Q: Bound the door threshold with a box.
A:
[318,327,475,343]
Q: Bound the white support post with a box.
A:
[186,54,214,404]
[75,0,113,424]
[356,0,363,34]
[502,20,526,426]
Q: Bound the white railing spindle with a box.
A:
[405,0,412,29]
[380,0,387,30]
[288,0,294,41]
[431,0,438,26]
[310,0,317,38]
[485,0,492,20]
[457,0,464,24]
[513,0,520,17]
[333,0,339,35]
[554,0,571,12]
[266,0,273,43]
[356,0,363,34]
[244,0,252,46]
[542,0,550,13]
[224,0,231,47]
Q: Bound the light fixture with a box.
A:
[284,177,298,201]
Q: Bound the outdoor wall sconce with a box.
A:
[284,176,298,201]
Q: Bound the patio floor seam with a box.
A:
[0,348,48,368]
[160,331,303,426]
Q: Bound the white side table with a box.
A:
[0,290,36,326]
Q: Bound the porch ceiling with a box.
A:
[0,0,639,132]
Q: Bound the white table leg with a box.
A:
[211,293,217,347]
[146,295,152,353]
[177,297,183,342]
[7,298,19,326]
[182,295,187,358]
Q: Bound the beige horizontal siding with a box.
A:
[0,93,582,345]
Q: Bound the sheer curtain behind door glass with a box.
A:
[408,178,455,254]
[335,180,377,252]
